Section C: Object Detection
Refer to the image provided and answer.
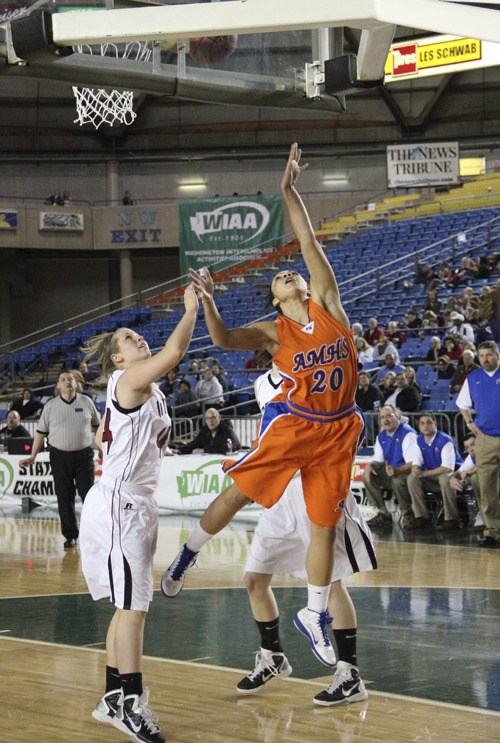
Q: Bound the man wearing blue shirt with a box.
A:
[406,415,463,530]
[456,341,500,547]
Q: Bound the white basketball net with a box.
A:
[73,87,137,129]
[72,41,150,129]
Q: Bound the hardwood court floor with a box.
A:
[0,509,499,743]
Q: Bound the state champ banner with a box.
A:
[178,195,284,275]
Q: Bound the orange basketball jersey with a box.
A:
[272,299,358,422]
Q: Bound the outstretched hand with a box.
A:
[281,142,308,191]
[188,267,214,300]
[183,282,200,313]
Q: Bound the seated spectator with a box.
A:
[372,336,400,364]
[460,256,479,279]
[437,355,456,380]
[383,372,421,412]
[375,353,405,384]
[10,388,44,419]
[462,286,479,308]
[425,335,443,365]
[462,341,479,363]
[415,262,436,286]
[363,317,384,347]
[403,365,421,393]
[0,410,31,445]
[380,371,397,401]
[194,368,224,409]
[385,321,406,349]
[448,311,475,344]
[351,322,363,342]
[62,191,71,206]
[443,336,464,361]
[405,414,464,530]
[173,380,200,419]
[362,405,417,527]
[355,371,383,412]
[424,288,443,316]
[450,349,480,394]
[210,360,228,393]
[355,337,374,366]
[422,310,442,329]
[78,360,100,387]
[122,190,134,205]
[403,308,422,331]
[160,368,180,401]
[177,408,240,454]
[187,358,201,379]
[436,261,450,284]
[446,266,462,288]
[244,348,272,370]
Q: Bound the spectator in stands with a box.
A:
[351,322,363,342]
[375,353,405,384]
[45,192,57,205]
[422,310,442,330]
[380,371,397,401]
[456,340,500,547]
[464,304,479,327]
[403,308,421,331]
[70,370,94,399]
[416,262,437,286]
[355,371,383,412]
[436,261,450,285]
[10,387,44,420]
[424,287,443,316]
[490,282,500,343]
[210,360,228,393]
[188,358,201,379]
[194,367,224,409]
[446,266,462,289]
[244,348,272,370]
[462,341,479,363]
[460,256,479,280]
[62,191,71,206]
[173,379,200,419]
[372,336,400,364]
[177,408,240,454]
[450,349,480,394]
[437,355,456,380]
[385,321,406,349]
[355,337,374,366]
[446,434,479,529]
[78,360,100,387]
[443,336,464,361]
[448,311,475,344]
[462,286,479,308]
[0,410,31,446]
[403,366,421,393]
[425,335,443,365]
[122,190,134,205]
[362,405,416,528]
[383,372,421,413]
[405,414,463,530]
[160,368,180,401]
[363,317,383,347]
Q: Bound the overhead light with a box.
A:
[178,180,207,190]
[322,176,349,186]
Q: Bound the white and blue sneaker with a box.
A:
[293,607,336,667]
[161,543,198,598]
[314,661,368,706]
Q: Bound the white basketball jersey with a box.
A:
[100,369,171,493]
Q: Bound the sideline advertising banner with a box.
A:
[178,195,284,275]
[386,141,459,188]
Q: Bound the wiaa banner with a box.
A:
[178,195,284,275]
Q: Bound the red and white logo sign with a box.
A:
[392,44,418,76]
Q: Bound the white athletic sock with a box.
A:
[307,584,331,613]
[186,524,213,553]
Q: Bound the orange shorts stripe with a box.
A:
[223,407,364,527]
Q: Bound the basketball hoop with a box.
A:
[72,41,151,129]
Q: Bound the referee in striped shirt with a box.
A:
[21,371,101,548]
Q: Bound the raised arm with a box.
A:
[188,268,278,354]
[281,143,349,328]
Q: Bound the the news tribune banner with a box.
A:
[178,195,284,275]
[386,141,460,188]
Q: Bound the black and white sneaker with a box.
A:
[114,690,167,743]
[237,648,292,694]
[91,689,123,725]
[313,661,368,706]
[161,543,198,598]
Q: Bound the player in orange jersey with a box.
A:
[162,143,364,668]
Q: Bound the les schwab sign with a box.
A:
[385,35,487,81]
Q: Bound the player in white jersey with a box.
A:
[79,284,198,743]
[237,366,376,706]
